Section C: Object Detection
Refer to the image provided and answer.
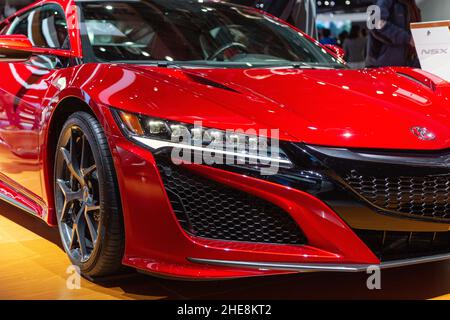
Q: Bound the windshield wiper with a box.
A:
[112,60,184,68]
[155,61,183,68]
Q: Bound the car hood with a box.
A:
[113,65,450,150]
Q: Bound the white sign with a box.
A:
[411,21,450,82]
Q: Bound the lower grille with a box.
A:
[345,170,450,222]
[157,161,306,245]
[355,229,450,261]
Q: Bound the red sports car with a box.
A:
[0,0,449,280]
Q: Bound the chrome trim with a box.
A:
[133,136,293,165]
[380,253,450,269]
[0,172,47,210]
[307,145,450,168]
[188,253,450,273]
[0,192,36,216]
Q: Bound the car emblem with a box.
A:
[410,127,436,141]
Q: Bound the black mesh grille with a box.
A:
[157,161,306,245]
[355,229,450,261]
[345,170,450,222]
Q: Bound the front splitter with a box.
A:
[188,253,450,273]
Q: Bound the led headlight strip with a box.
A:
[113,109,293,168]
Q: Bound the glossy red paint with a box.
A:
[324,44,346,60]
[0,34,33,49]
[0,34,73,59]
[0,0,448,279]
[66,63,450,150]
[107,132,378,279]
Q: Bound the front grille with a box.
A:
[157,161,306,245]
[345,170,450,222]
[355,229,450,261]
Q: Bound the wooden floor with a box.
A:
[0,201,449,300]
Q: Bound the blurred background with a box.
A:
[3,0,448,37]
[2,1,448,35]
[1,0,449,69]
[0,0,34,20]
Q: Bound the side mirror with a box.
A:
[0,34,34,62]
[325,44,345,60]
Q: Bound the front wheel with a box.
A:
[54,111,124,278]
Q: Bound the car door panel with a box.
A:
[0,3,70,200]
[0,59,58,198]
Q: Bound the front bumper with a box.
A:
[105,110,449,279]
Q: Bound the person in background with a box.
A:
[366,0,421,67]
[361,27,368,38]
[0,2,8,20]
[343,25,367,69]
[231,0,257,6]
[338,30,348,46]
[319,28,337,45]
[257,0,318,39]
[1,0,34,20]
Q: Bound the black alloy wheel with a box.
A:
[54,111,124,278]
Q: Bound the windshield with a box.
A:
[77,0,344,68]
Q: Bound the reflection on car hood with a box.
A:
[118,65,450,150]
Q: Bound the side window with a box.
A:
[7,4,70,50]
[8,15,29,36]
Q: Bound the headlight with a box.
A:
[113,109,293,173]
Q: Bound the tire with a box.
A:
[54,111,124,278]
